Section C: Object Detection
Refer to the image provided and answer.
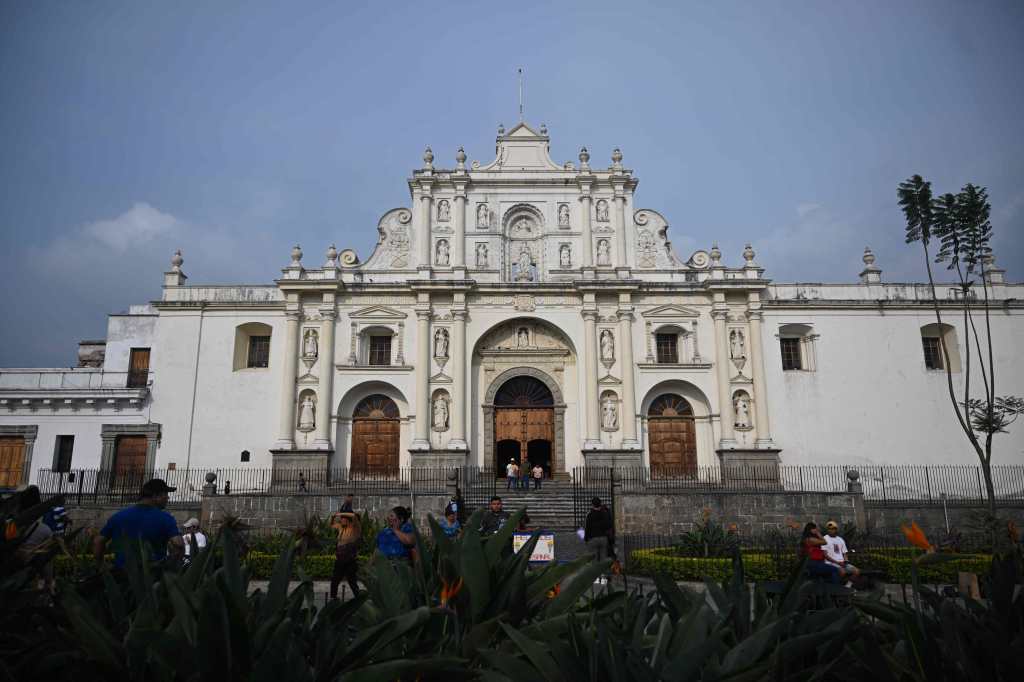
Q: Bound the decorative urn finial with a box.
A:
[611,148,623,170]
[497,123,505,136]
[290,245,303,266]
[455,146,466,170]
[422,146,434,169]
[326,244,338,266]
[863,246,876,267]
[539,123,548,135]
[579,146,591,170]
[170,249,184,272]
[743,243,756,263]
[709,243,722,264]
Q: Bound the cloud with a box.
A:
[82,202,179,252]
[796,202,822,219]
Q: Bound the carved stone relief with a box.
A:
[596,199,610,222]
[385,209,412,268]
[558,203,570,228]
[637,229,657,268]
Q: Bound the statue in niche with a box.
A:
[476,203,489,228]
[729,329,746,359]
[434,328,449,358]
[437,199,450,221]
[596,199,610,222]
[432,395,449,431]
[298,395,316,431]
[602,396,618,430]
[600,329,615,362]
[517,327,529,347]
[515,244,534,281]
[734,394,751,429]
[476,242,488,267]
[302,329,318,358]
[596,239,611,266]
[435,239,449,266]
[559,244,571,267]
[558,203,570,227]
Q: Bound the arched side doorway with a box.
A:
[483,368,566,477]
[351,395,400,475]
[647,394,697,477]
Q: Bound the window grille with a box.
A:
[922,337,944,370]
[655,333,678,364]
[247,336,271,368]
[368,335,392,366]
[780,337,802,370]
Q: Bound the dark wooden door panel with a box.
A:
[649,418,696,476]
[352,419,399,474]
[0,437,25,488]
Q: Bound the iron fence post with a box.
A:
[925,467,931,503]
[976,467,983,500]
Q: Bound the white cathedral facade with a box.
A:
[1,121,1022,487]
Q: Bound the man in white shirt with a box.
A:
[823,520,859,582]
[182,517,208,566]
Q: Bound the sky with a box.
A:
[1,0,1022,366]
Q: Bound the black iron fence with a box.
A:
[615,464,1024,503]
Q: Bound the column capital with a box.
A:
[415,309,432,321]
[581,309,599,322]
[616,308,635,321]
[745,310,763,322]
[319,309,337,321]
[285,310,302,322]
[711,309,729,321]
[451,308,468,321]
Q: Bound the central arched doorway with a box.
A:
[492,376,554,477]
[647,394,697,477]
[351,395,400,475]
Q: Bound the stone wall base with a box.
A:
[582,449,643,468]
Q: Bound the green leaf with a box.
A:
[460,517,491,623]
[544,559,611,617]
[500,622,563,681]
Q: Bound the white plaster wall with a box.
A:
[762,308,1024,466]
[102,310,157,373]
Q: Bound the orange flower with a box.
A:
[611,560,623,576]
[4,520,16,541]
[901,522,932,551]
[546,583,561,599]
[440,577,463,607]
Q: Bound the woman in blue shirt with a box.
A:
[376,506,416,560]
[438,505,461,538]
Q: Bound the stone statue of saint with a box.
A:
[597,239,611,266]
[434,328,449,358]
[437,200,450,221]
[516,245,533,281]
[433,396,449,431]
[476,242,488,267]
[477,203,489,228]
[730,329,745,359]
[558,204,570,227]
[517,327,529,347]
[602,397,618,430]
[596,199,609,222]
[734,395,751,428]
[435,239,450,266]
[600,330,615,362]
[298,395,315,431]
[303,329,318,358]
[560,244,571,267]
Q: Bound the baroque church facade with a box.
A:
[2,122,1022,486]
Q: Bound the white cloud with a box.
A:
[82,202,179,252]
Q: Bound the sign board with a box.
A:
[513,532,555,562]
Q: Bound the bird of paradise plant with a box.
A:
[439,576,463,608]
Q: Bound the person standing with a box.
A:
[93,479,184,570]
[532,464,543,490]
[181,518,208,568]
[506,460,518,490]
[479,496,510,537]
[376,506,416,562]
[298,472,308,493]
[340,493,355,513]
[800,522,840,584]
[438,504,461,538]
[329,511,362,598]
[520,460,531,490]
[584,497,613,562]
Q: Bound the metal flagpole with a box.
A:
[518,67,523,122]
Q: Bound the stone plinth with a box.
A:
[582,448,643,468]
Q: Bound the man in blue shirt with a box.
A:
[93,478,184,568]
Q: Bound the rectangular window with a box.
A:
[368,335,392,366]
[54,435,74,472]
[127,348,150,387]
[922,337,944,370]
[780,338,803,371]
[247,335,271,368]
[655,333,678,364]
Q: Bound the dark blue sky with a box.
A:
[2,1,1022,366]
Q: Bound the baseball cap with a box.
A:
[184,518,200,528]
[141,478,177,497]
[825,520,839,530]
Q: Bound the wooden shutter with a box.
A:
[0,437,25,488]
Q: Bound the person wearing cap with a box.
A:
[93,478,184,569]
[822,520,859,584]
[181,517,208,567]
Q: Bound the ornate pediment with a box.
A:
[348,305,408,320]
[641,304,701,318]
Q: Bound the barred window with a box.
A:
[54,435,74,472]
[247,335,271,368]
[656,333,678,364]
[368,335,392,366]
[780,337,802,371]
[922,337,943,370]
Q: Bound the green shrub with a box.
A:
[630,548,783,581]
[858,550,991,583]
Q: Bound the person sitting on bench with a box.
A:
[800,522,840,584]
